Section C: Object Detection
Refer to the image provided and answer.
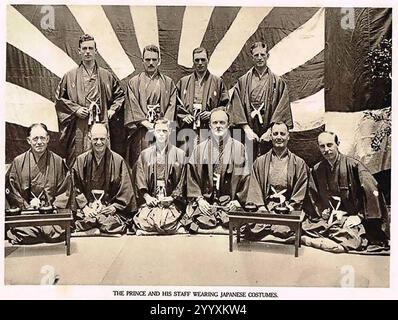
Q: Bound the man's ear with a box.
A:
[45,135,50,143]
[26,137,31,145]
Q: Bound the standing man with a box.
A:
[303,132,389,251]
[246,122,309,239]
[181,108,250,233]
[134,119,186,235]
[176,47,229,157]
[72,123,135,235]
[55,34,125,167]
[124,45,177,170]
[230,41,292,158]
[5,123,72,244]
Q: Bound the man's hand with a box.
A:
[29,198,41,209]
[199,110,211,121]
[141,120,154,130]
[321,208,331,220]
[243,125,259,141]
[344,215,362,228]
[76,107,89,119]
[82,205,96,218]
[182,114,194,124]
[260,128,272,142]
[258,205,267,212]
[197,198,212,216]
[99,205,117,216]
[144,194,159,207]
[159,196,174,208]
[226,200,241,211]
[107,109,116,120]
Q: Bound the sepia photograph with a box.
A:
[1,0,394,295]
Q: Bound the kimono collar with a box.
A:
[29,148,49,164]
[252,66,269,79]
[271,147,289,160]
[79,61,98,74]
[210,132,231,148]
[144,69,160,80]
[194,70,209,83]
[326,153,341,170]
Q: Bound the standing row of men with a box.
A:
[55,34,291,168]
[5,34,389,252]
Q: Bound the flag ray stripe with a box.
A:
[6,82,59,132]
[102,5,144,77]
[178,6,214,67]
[67,5,135,80]
[129,6,159,54]
[284,51,324,102]
[221,7,319,88]
[6,43,60,103]
[201,7,240,59]
[7,5,77,78]
[268,8,325,76]
[157,6,186,82]
[290,89,325,132]
[208,7,273,77]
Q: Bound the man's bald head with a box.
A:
[89,124,109,156]
[90,123,108,136]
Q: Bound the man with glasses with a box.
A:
[5,123,72,244]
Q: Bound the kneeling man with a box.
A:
[303,131,389,252]
[6,123,72,244]
[72,123,135,234]
[246,122,309,239]
[181,107,250,233]
[134,119,186,234]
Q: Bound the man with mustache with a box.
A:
[176,47,229,157]
[5,123,72,244]
[303,131,389,252]
[181,108,250,233]
[124,44,177,171]
[134,119,186,235]
[245,122,309,239]
[55,34,125,167]
[72,123,135,235]
[230,41,292,158]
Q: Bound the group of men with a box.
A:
[5,34,389,252]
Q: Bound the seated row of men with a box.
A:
[5,107,389,252]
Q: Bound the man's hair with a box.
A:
[250,41,268,55]
[79,34,96,48]
[143,44,160,59]
[27,123,49,137]
[319,131,340,145]
[154,119,171,130]
[89,123,109,136]
[192,47,209,60]
[210,107,230,123]
[270,121,289,132]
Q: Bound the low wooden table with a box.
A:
[5,208,73,256]
[228,210,305,257]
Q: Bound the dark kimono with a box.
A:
[134,144,186,234]
[55,62,125,167]
[6,150,72,244]
[303,153,389,252]
[72,148,135,234]
[181,136,250,232]
[124,71,177,170]
[176,71,229,156]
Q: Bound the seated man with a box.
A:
[72,123,135,235]
[181,107,250,233]
[5,123,72,244]
[133,119,186,234]
[303,131,389,252]
[245,122,309,239]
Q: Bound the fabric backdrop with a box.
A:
[5,5,391,178]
